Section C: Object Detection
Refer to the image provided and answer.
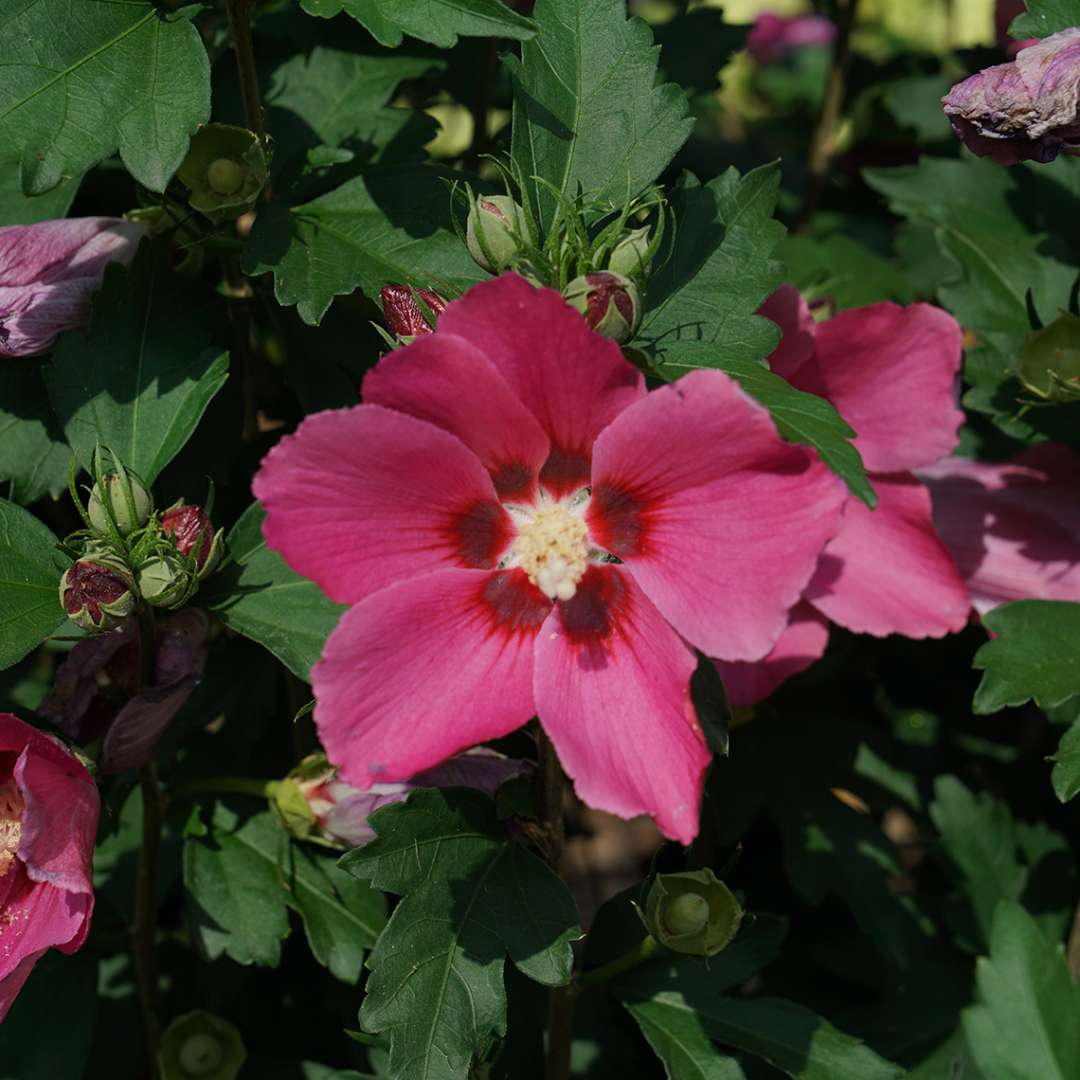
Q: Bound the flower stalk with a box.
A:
[224,0,264,139]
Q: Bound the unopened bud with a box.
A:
[136,554,195,609]
[380,284,448,339]
[206,158,244,196]
[1017,311,1080,402]
[642,869,743,956]
[158,1010,245,1080]
[161,503,224,579]
[608,226,652,279]
[563,272,641,343]
[88,472,152,536]
[466,195,525,272]
[60,558,136,633]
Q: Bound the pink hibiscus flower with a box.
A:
[717,286,971,706]
[254,274,846,843]
[1,713,99,1022]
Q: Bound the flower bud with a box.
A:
[136,554,195,609]
[161,503,223,579]
[563,272,641,343]
[87,471,153,536]
[747,12,836,64]
[1017,311,1080,402]
[380,284,448,339]
[942,28,1080,165]
[608,226,652,279]
[177,124,268,224]
[642,868,743,956]
[59,557,136,633]
[466,195,525,272]
[158,1010,245,1080]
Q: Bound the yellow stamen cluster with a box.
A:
[513,504,590,601]
[0,781,24,880]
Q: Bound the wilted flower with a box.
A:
[0,713,99,1022]
[563,271,640,343]
[59,556,137,633]
[942,28,1080,165]
[161,503,223,578]
[0,217,145,358]
[716,285,970,706]
[380,284,449,339]
[87,470,153,536]
[746,12,836,65]
[253,274,845,843]
[466,195,525,272]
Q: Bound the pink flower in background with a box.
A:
[0,713,99,1022]
[254,274,845,843]
[920,444,1080,612]
[942,28,1080,165]
[747,12,836,65]
[717,286,970,706]
[0,218,146,358]
[995,0,1038,56]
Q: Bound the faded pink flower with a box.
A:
[942,28,1080,165]
[0,218,146,357]
[920,444,1080,613]
[0,713,99,1022]
[717,286,970,706]
[254,274,845,843]
[747,12,836,65]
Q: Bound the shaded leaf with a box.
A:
[1011,0,1080,38]
[0,363,71,505]
[1050,717,1080,802]
[0,153,77,225]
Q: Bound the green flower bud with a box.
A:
[269,777,319,841]
[158,1010,245,1080]
[563,272,641,344]
[177,124,268,225]
[87,471,152,536]
[136,554,195,609]
[1017,311,1080,403]
[608,226,652,279]
[642,869,743,956]
[466,195,525,272]
[59,556,137,634]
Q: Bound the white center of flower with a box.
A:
[0,780,24,880]
[508,500,591,601]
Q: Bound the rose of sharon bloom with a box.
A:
[746,12,836,65]
[301,750,530,849]
[0,713,99,1022]
[716,286,970,706]
[942,28,1080,165]
[0,218,146,357]
[920,444,1080,613]
[254,274,846,843]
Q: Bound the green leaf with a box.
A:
[183,802,291,968]
[202,502,346,681]
[908,1029,986,1080]
[639,166,786,368]
[0,499,64,670]
[298,0,535,48]
[962,901,1080,1080]
[0,1,210,194]
[506,0,693,230]
[45,239,229,485]
[0,364,71,505]
[629,1004,747,1080]
[1049,717,1080,802]
[243,164,487,325]
[341,788,581,1080]
[0,152,77,225]
[1011,0,1080,37]
[655,348,875,507]
[283,843,387,985]
[972,600,1080,714]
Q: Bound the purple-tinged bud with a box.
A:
[136,554,195,610]
[380,285,448,339]
[60,558,136,633]
[563,272,641,343]
[942,28,1080,165]
[466,195,525,272]
[0,218,146,358]
[746,13,836,65]
[88,471,152,536]
[1018,311,1080,402]
[161,503,223,579]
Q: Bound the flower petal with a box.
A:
[587,368,846,661]
[714,602,830,706]
[312,569,547,787]
[796,303,964,473]
[759,284,817,382]
[362,332,550,502]
[920,445,1080,612]
[805,474,971,637]
[437,274,645,496]
[254,405,514,605]
[534,566,707,845]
